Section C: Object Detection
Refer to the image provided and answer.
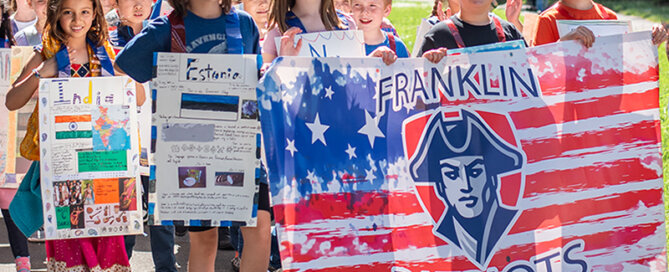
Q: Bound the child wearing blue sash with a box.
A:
[262,0,357,62]
[108,0,151,47]
[6,0,135,270]
[115,0,271,271]
[110,1,179,271]
[351,0,408,58]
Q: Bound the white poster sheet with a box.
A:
[150,53,260,227]
[138,82,152,176]
[276,30,365,57]
[557,20,632,38]
[2,47,34,188]
[412,19,433,57]
[38,76,143,239]
[0,48,13,187]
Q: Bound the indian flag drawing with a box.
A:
[54,115,92,139]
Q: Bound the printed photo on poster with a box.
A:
[178,167,206,188]
[118,178,137,211]
[84,204,127,227]
[241,100,258,120]
[215,172,244,187]
[179,93,239,121]
[82,179,95,205]
[69,204,85,229]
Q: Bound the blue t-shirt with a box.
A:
[364,32,409,58]
[116,9,260,83]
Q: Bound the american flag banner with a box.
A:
[257,32,666,272]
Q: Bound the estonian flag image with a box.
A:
[179,93,239,120]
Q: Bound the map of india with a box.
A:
[92,105,130,151]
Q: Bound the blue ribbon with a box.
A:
[55,39,115,77]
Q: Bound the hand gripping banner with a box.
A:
[257,32,665,272]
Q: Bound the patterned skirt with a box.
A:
[46,236,130,271]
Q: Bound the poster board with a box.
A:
[2,47,35,188]
[0,48,12,187]
[258,32,666,271]
[138,82,152,176]
[275,30,365,57]
[557,20,633,38]
[447,40,525,55]
[411,19,433,57]
[39,76,143,239]
[149,53,261,227]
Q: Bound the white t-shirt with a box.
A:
[10,14,37,34]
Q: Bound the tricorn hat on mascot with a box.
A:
[409,110,523,183]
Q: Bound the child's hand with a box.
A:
[37,57,58,78]
[369,46,398,65]
[279,27,303,57]
[436,1,452,21]
[506,0,523,32]
[90,59,101,75]
[422,48,447,64]
[560,26,595,48]
[651,24,667,46]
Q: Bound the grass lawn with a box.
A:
[389,0,669,254]
[388,1,433,52]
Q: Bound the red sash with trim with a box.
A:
[444,16,506,48]
[388,34,396,53]
[167,9,244,54]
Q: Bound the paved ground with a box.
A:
[0,218,238,272]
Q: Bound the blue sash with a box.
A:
[54,39,115,77]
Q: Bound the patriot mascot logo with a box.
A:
[403,108,526,269]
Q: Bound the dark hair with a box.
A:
[0,3,15,46]
[44,0,108,46]
[168,0,232,18]
[431,0,444,16]
[268,0,344,33]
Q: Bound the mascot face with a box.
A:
[405,109,526,268]
[439,155,486,218]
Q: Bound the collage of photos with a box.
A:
[52,178,137,233]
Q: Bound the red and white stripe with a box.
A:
[273,33,665,272]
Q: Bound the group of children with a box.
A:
[0,0,666,271]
